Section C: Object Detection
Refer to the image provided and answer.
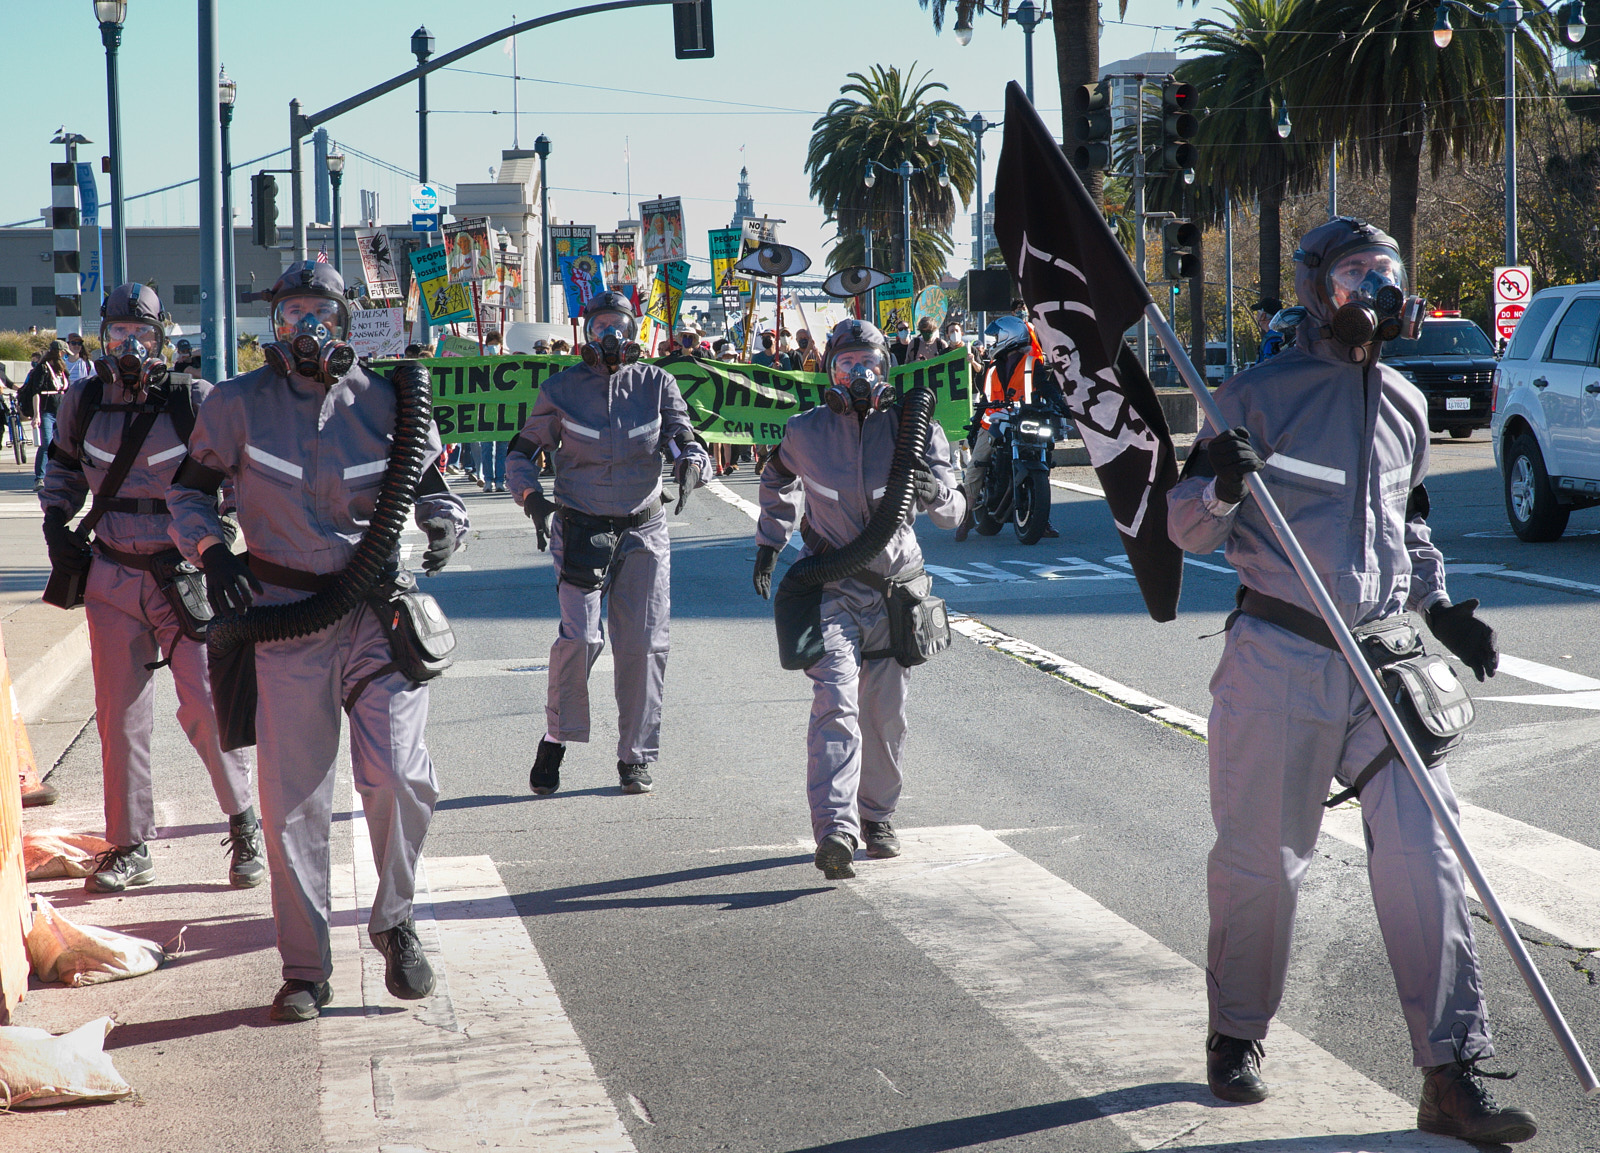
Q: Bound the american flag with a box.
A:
[314,248,330,264]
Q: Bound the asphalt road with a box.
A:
[406,432,1600,1152]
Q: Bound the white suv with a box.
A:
[1489,284,1600,540]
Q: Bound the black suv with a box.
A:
[1379,315,1498,438]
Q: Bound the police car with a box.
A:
[1489,282,1600,540]
[1379,311,1497,439]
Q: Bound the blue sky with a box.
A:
[3,1,1221,277]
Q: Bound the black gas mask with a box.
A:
[1315,240,1425,360]
[580,310,641,373]
[824,351,890,417]
[265,293,356,385]
[96,319,168,392]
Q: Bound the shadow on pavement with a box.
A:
[511,852,826,917]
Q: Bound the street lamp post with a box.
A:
[535,133,552,323]
[219,66,237,376]
[1435,0,1586,266]
[865,156,949,289]
[197,0,223,385]
[1013,0,1050,104]
[95,0,128,288]
[327,149,345,276]
[412,26,434,184]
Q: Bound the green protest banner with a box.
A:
[419,349,974,446]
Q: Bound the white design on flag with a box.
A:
[146,444,187,467]
[246,444,304,479]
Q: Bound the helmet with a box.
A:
[1269,305,1309,346]
[821,318,891,416]
[1293,217,1423,361]
[579,290,641,372]
[98,282,168,391]
[264,261,356,383]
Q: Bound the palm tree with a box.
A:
[805,65,976,290]
[1282,0,1556,272]
[1173,0,1327,303]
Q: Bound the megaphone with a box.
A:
[823,266,892,298]
[733,243,811,277]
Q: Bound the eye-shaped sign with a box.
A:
[823,266,892,298]
[733,243,811,278]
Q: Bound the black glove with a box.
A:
[912,463,940,506]
[1427,598,1498,681]
[42,507,92,574]
[1207,427,1265,505]
[752,544,779,600]
[201,542,261,616]
[673,461,701,516]
[523,489,556,552]
[419,516,458,574]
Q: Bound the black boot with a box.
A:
[1206,1031,1268,1103]
[530,739,565,795]
[224,807,267,888]
[1418,1046,1537,1144]
[953,506,974,542]
[861,820,901,859]
[617,761,654,794]
[814,832,857,880]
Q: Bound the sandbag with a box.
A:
[26,895,166,987]
[23,831,114,880]
[0,1017,132,1108]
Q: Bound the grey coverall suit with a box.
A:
[1167,335,1491,1068]
[41,374,254,848]
[167,364,469,984]
[756,405,965,846]
[505,360,710,765]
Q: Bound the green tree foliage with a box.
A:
[806,65,975,291]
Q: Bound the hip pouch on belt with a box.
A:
[860,567,952,668]
[1228,587,1474,805]
[557,507,621,590]
[368,569,456,683]
[149,548,213,642]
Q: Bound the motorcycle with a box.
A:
[971,398,1065,545]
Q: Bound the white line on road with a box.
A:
[1495,654,1600,692]
[852,825,1468,1151]
[324,775,636,1151]
[1049,477,1106,498]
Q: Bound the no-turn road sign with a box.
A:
[1493,265,1532,308]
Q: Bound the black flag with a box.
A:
[993,81,1184,622]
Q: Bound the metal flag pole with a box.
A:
[1144,303,1600,1095]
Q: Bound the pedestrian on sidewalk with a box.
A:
[1167,218,1535,1143]
[751,319,965,880]
[39,284,263,896]
[167,262,470,1023]
[20,342,69,490]
[507,291,710,798]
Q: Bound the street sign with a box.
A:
[1495,302,1525,342]
[410,184,439,214]
[412,212,439,233]
[1492,264,1532,308]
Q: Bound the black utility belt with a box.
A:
[1227,586,1475,805]
[247,554,337,593]
[557,504,660,533]
[97,496,168,515]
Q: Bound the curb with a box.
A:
[11,617,90,724]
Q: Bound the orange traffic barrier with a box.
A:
[0,623,31,1022]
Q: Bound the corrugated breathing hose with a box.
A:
[777,385,935,591]
[206,361,434,655]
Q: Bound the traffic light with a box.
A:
[672,0,713,58]
[1157,81,1199,173]
[251,173,278,248]
[1073,81,1113,172]
[1162,219,1200,280]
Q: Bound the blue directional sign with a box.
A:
[412,212,439,233]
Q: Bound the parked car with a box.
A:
[1488,283,1600,540]
[1204,341,1230,384]
[1379,312,1497,438]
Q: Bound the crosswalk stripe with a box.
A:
[851,825,1468,1151]
[324,771,636,1151]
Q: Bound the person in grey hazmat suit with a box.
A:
[1167,218,1535,1143]
[506,291,710,797]
[753,319,965,880]
[167,262,469,1023]
[40,283,262,894]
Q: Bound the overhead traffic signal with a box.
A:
[1073,81,1113,172]
[1162,219,1200,280]
[672,0,714,58]
[1157,81,1199,173]
[251,173,278,248]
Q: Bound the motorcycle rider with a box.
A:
[40,283,262,894]
[954,318,1057,542]
[1167,218,1535,1143]
[167,261,469,1023]
[752,319,964,880]
[506,291,710,797]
